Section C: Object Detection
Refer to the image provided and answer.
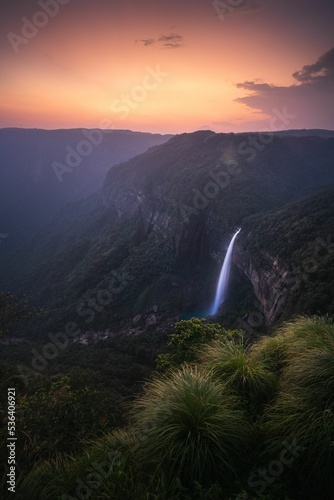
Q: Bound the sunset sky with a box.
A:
[1,0,334,133]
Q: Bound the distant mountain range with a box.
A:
[272,129,334,137]
[0,128,172,251]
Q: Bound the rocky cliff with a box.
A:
[233,188,334,324]
[233,243,290,324]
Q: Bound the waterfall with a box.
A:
[210,228,241,316]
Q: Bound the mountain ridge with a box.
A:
[0,128,173,253]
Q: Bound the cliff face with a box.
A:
[233,186,334,324]
[103,173,327,327]
[101,132,334,323]
[233,243,289,325]
[104,193,297,325]
[103,180,175,238]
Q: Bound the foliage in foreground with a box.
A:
[3,316,334,499]
[260,316,334,497]
[200,337,278,415]
[132,366,251,491]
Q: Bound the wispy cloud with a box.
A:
[234,48,334,130]
[139,38,155,47]
[213,0,263,20]
[158,33,184,49]
[136,32,184,49]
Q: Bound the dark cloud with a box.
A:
[136,32,184,49]
[235,48,334,130]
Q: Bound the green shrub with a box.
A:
[132,365,251,492]
[15,429,140,500]
[156,318,241,370]
[263,316,334,497]
[201,337,277,409]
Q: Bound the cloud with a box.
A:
[158,33,184,49]
[234,48,334,130]
[139,38,155,47]
[293,47,334,84]
[213,0,263,20]
[136,32,184,49]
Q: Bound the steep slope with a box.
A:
[234,187,334,324]
[2,131,334,335]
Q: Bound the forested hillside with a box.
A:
[1,131,333,337]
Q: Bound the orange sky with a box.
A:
[1,0,334,133]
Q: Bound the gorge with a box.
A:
[1,130,333,338]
